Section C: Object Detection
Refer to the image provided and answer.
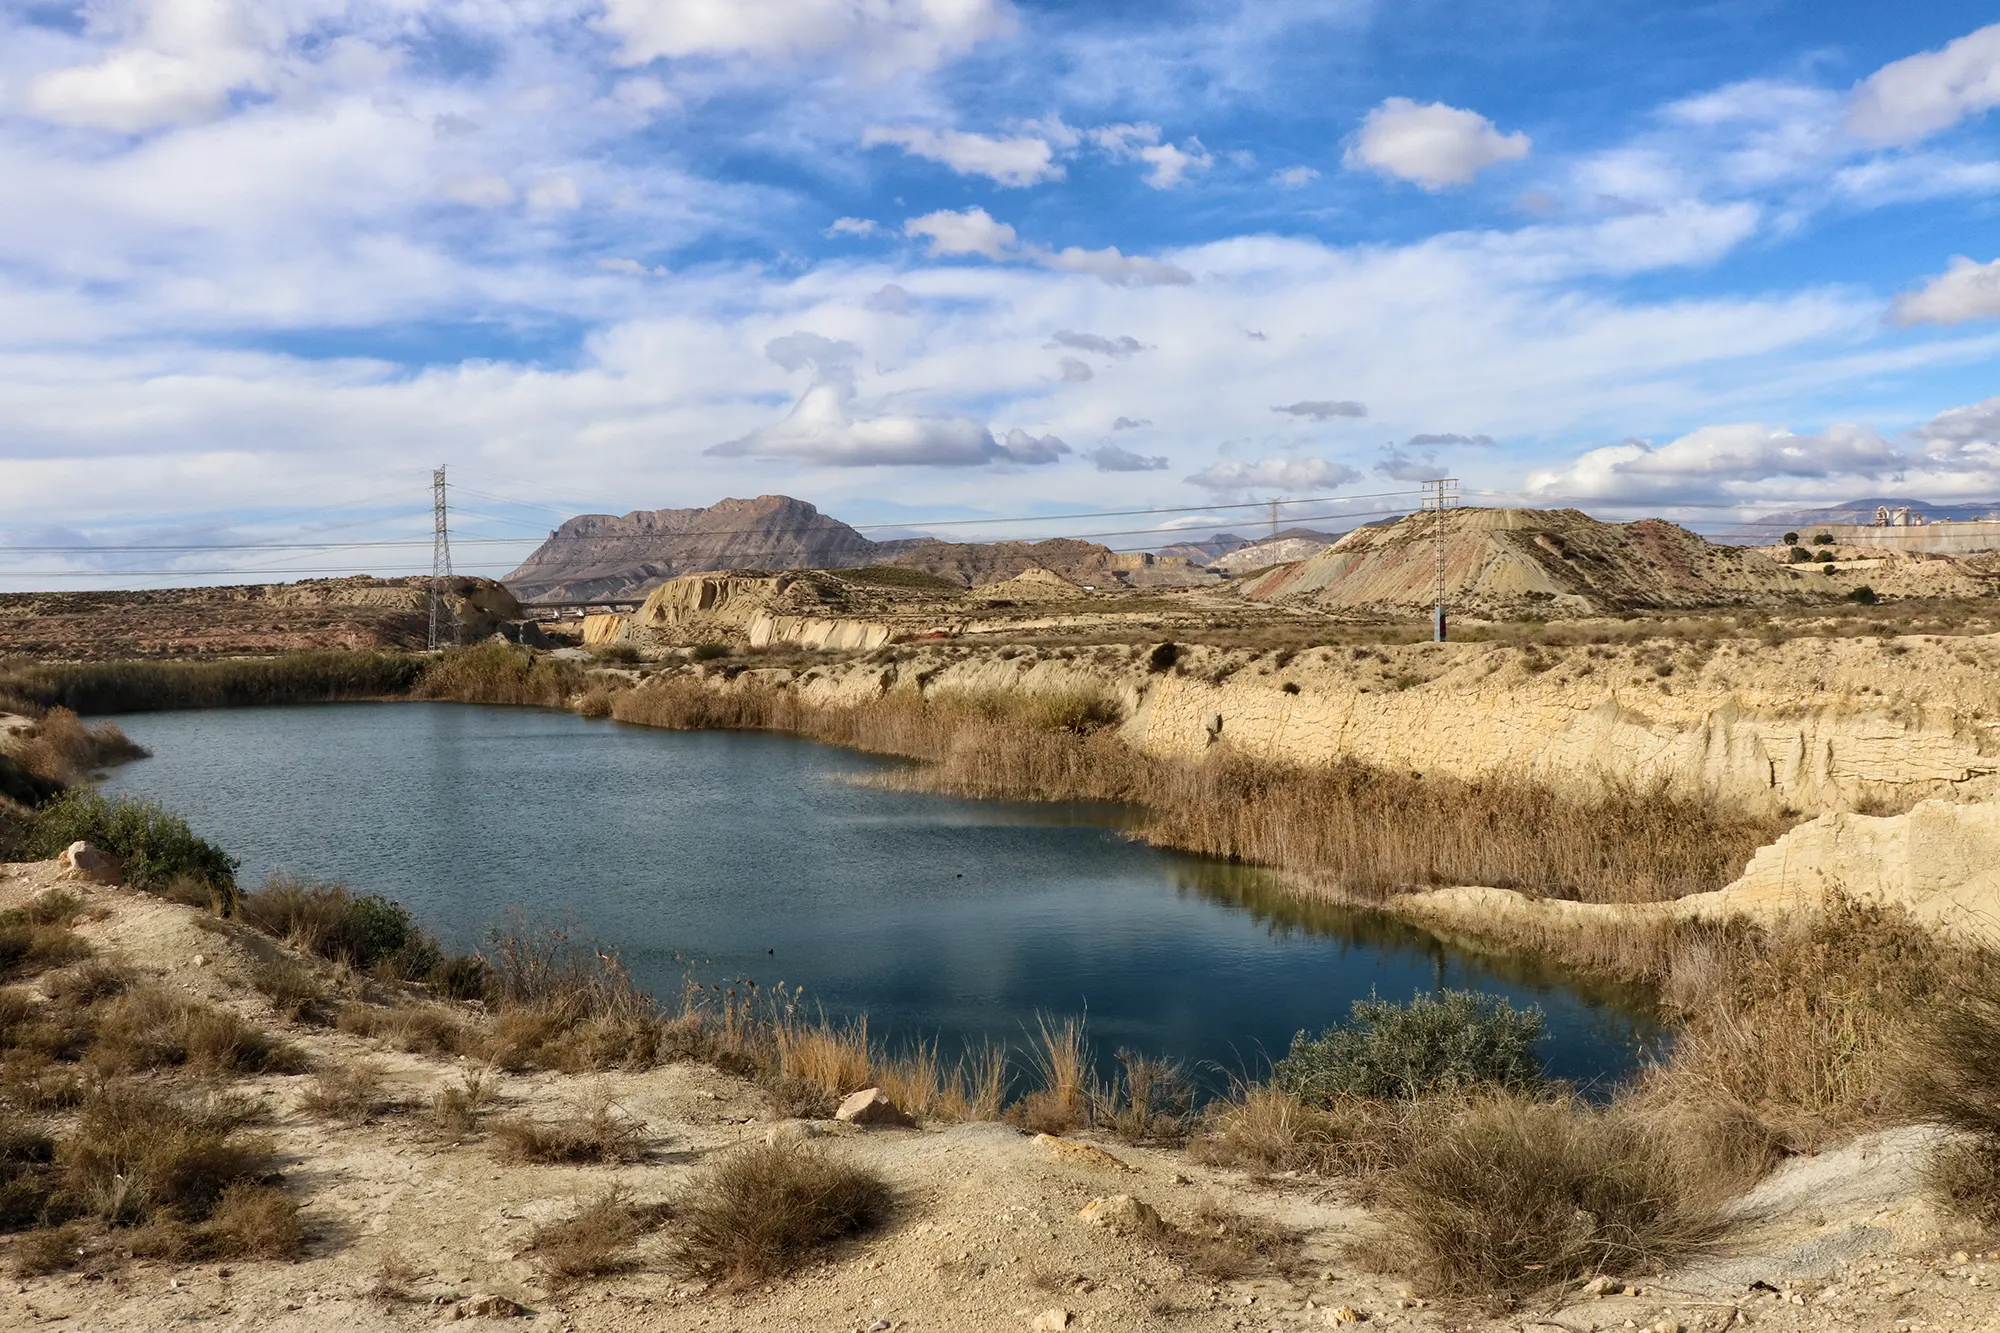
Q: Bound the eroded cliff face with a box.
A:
[777,633,2000,817]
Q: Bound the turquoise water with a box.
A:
[99,702,1658,1090]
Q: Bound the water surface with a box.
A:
[100,703,1657,1090]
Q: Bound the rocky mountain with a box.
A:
[1208,529,1345,574]
[502,496,894,602]
[1157,527,1344,567]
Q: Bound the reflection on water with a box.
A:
[1173,862,1663,1025]
[97,702,1660,1094]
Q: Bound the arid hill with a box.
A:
[0,577,529,659]
[501,494,1193,600]
[1242,506,1836,615]
[502,495,889,602]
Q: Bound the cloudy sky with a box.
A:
[4,1,2000,584]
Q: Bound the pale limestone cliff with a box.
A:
[778,633,2000,816]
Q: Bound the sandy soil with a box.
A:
[5,858,2000,1333]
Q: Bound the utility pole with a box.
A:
[428,465,455,650]
[1269,498,1280,546]
[1420,478,1459,642]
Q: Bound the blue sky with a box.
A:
[3,0,2000,585]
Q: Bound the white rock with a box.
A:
[1030,1310,1071,1331]
[58,840,123,886]
[835,1087,915,1128]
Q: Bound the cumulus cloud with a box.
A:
[1345,98,1531,190]
[1848,23,2000,145]
[1088,444,1168,471]
[1523,422,1904,501]
[902,208,1193,285]
[1058,357,1093,382]
[1374,433,1498,482]
[708,331,1046,467]
[1272,166,1319,187]
[827,217,879,237]
[1272,400,1366,420]
[863,126,1063,186]
[1891,256,2000,325]
[1089,123,1213,188]
[1186,457,1363,494]
[1052,331,1147,357]
[596,0,1014,73]
[904,207,1019,259]
[24,3,276,134]
[864,282,912,313]
[1112,417,1151,431]
[997,428,1070,464]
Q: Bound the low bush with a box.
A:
[19,792,238,907]
[88,987,307,1077]
[1163,1201,1302,1281]
[1274,990,1545,1104]
[1369,1096,1722,1305]
[58,1084,269,1225]
[251,958,335,1025]
[5,708,147,785]
[491,1095,645,1164]
[299,1061,392,1122]
[415,643,583,708]
[527,1187,671,1289]
[666,1140,890,1287]
[431,1069,495,1139]
[0,896,91,982]
[1190,1085,1438,1178]
[239,876,440,978]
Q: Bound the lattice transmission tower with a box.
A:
[428,465,455,650]
[1420,477,1459,642]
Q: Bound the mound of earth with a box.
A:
[1241,507,1832,616]
[1209,532,1340,574]
[970,567,1091,603]
[0,577,530,659]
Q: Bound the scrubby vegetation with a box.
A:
[10,792,237,906]
[609,678,1780,903]
[413,641,584,708]
[239,875,449,980]
[0,651,423,714]
[1274,990,1545,1103]
[666,1140,890,1288]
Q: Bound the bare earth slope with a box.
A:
[1244,508,1824,616]
[0,577,526,659]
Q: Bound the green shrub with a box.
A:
[1813,532,1834,546]
[1847,585,1879,605]
[21,793,237,907]
[589,643,641,664]
[1784,546,1813,564]
[1273,990,1545,1104]
[690,643,731,662]
[238,876,439,977]
[429,954,490,1002]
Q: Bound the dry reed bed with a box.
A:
[610,676,1786,905]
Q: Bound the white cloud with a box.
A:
[1089,122,1212,189]
[904,206,1018,259]
[902,208,1192,285]
[1272,166,1319,187]
[599,257,669,277]
[596,0,1015,74]
[1186,457,1363,494]
[1524,422,1903,502]
[864,282,912,313]
[1891,256,2000,326]
[1345,98,1530,190]
[827,216,880,237]
[525,176,582,213]
[1111,416,1150,431]
[862,125,1062,186]
[1052,331,1146,357]
[1848,23,2000,146]
[1058,357,1093,382]
[442,174,516,208]
[1088,443,1167,471]
[1272,400,1365,420]
[705,331,1057,468]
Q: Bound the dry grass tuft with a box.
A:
[1163,1201,1303,1281]
[299,1060,392,1122]
[370,1254,427,1304]
[527,1187,671,1289]
[1366,1095,1724,1306]
[1012,1015,1090,1135]
[88,987,307,1076]
[251,958,335,1025]
[432,1068,496,1139]
[492,1094,645,1164]
[666,1140,890,1288]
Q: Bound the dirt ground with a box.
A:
[5,858,2000,1333]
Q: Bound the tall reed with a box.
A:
[612,678,1782,905]
[0,651,423,714]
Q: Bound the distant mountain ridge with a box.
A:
[1725,497,2000,541]
[502,494,1210,600]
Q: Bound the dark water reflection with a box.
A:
[98,703,1660,1094]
